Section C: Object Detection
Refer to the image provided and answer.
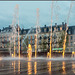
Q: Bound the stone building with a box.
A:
[0,22,75,55]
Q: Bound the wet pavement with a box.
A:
[0,57,75,75]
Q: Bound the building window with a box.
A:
[44,28,46,32]
[32,30,34,33]
[39,40,41,44]
[54,27,56,32]
[28,36,31,40]
[70,42,72,46]
[44,35,47,39]
[32,35,34,39]
[28,40,30,44]
[32,40,34,44]
[71,48,72,52]
[68,30,71,34]
[70,36,73,40]
[24,31,26,34]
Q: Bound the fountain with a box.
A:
[72,51,75,57]
[0,2,75,75]
[47,52,50,58]
[62,2,73,58]
[34,61,37,74]
[47,1,53,59]
[27,44,32,61]
[35,34,37,58]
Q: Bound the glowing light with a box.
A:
[0,57,2,61]
[18,25,20,59]
[34,62,37,74]
[59,51,60,53]
[62,61,66,74]
[63,52,64,58]
[72,51,75,57]
[49,1,53,59]
[12,62,13,66]
[35,35,37,58]
[18,60,20,74]
[49,40,52,59]
[14,41,15,58]
[47,61,51,74]
[28,62,32,75]
[47,52,50,58]
[12,54,13,58]
[27,44,32,61]
[72,62,75,74]
[14,61,16,72]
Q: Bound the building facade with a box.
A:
[0,22,75,55]
[21,22,75,53]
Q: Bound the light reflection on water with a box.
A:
[28,61,32,75]
[62,61,66,74]
[47,61,51,75]
[72,62,75,74]
[0,57,75,75]
[34,61,37,75]
[18,60,20,74]
[14,61,16,73]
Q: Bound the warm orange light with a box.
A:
[18,60,20,74]
[14,61,16,72]
[35,35,37,58]
[72,51,75,57]
[0,57,2,61]
[72,62,75,74]
[63,52,64,58]
[27,44,32,61]
[49,40,52,59]
[47,52,50,58]
[12,54,13,58]
[34,62,37,74]
[62,61,66,74]
[14,38,16,58]
[28,62,32,75]
[47,61,51,74]
[59,51,60,53]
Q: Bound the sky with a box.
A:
[0,1,75,29]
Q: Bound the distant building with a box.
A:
[0,24,21,56]
[0,22,75,55]
[21,22,75,53]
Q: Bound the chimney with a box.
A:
[65,22,67,25]
[62,22,64,25]
[44,25,46,28]
[55,23,57,27]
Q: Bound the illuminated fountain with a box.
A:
[0,2,75,75]
[62,2,73,58]
[62,61,66,74]
[47,61,51,75]
[34,61,37,74]
[27,44,32,61]
[47,1,53,59]
[11,4,21,58]
[28,61,32,75]
[47,52,50,58]
[72,51,75,58]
